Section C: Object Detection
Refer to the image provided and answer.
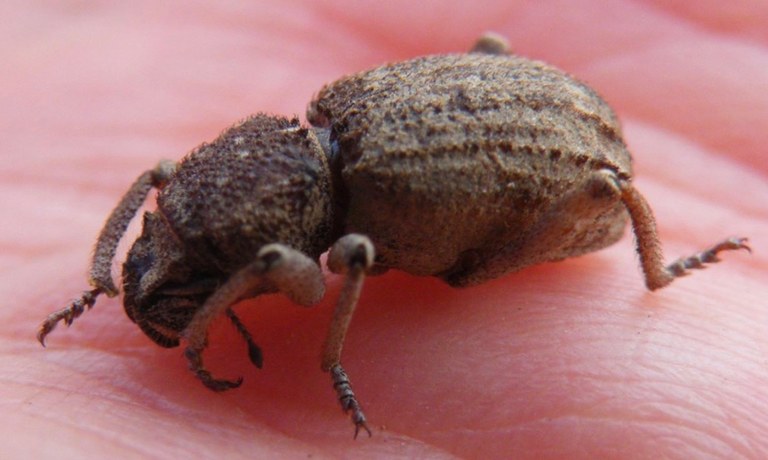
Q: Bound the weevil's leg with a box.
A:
[322,234,375,438]
[617,180,750,291]
[37,288,102,346]
[90,159,177,295]
[470,32,510,55]
[665,237,750,277]
[37,160,177,345]
[226,308,263,369]
[183,244,325,392]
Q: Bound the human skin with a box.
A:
[1,1,767,458]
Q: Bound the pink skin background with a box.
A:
[1,1,767,458]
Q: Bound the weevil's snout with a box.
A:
[130,294,202,348]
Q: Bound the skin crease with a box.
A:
[1,0,767,458]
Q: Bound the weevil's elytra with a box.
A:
[308,50,634,286]
[37,33,749,438]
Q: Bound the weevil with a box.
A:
[38,34,749,437]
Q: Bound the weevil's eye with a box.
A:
[124,246,154,281]
[330,139,341,162]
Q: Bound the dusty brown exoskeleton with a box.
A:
[38,34,748,437]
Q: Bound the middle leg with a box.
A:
[322,234,376,438]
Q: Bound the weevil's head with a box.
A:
[121,211,216,348]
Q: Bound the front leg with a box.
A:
[322,234,376,438]
[37,160,177,345]
[183,244,325,392]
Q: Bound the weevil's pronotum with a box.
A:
[38,34,749,437]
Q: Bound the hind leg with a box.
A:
[617,180,749,290]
